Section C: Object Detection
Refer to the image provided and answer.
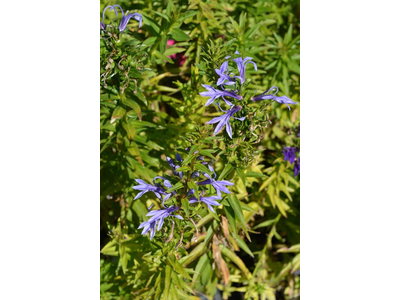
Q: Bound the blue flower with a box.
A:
[294,157,300,177]
[166,153,183,179]
[138,219,157,239]
[119,11,142,32]
[152,176,174,206]
[189,194,221,213]
[282,147,298,164]
[138,205,183,239]
[132,179,168,200]
[206,105,246,139]
[199,84,242,107]
[252,86,297,110]
[100,5,120,30]
[232,51,257,84]
[197,166,234,198]
[215,61,235,86]
[100,5,142,32]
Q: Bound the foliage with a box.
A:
[100,0,300,299]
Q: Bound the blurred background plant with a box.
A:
[100,0,299,299]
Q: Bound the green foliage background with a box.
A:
[100,0,300,299]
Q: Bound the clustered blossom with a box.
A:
[199,50,298,139]
[282,147,300,176]
[251,86,298,110]
[100,5,142,32]
[133,153,234,240]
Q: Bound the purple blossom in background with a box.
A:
[138,206,183,240]
[215,61,235,86]
[199,84,242,107]
[282,147,297,165]
[252,86,297,110]
[294,157,300,177]
[166,153,183,179]
[232,51,257,84]
[197,167,234,198]
[297,127,300,138]
[206,105,246,139]
[132,179,166,200]
[189,194,221,213]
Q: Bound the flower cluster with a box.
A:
[133,153,234,240]
[199,50,297,139]
[100,5,142,32]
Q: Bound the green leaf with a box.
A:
[218,163,233,180]
[227,194,250,241]
[170,28,191,41]
[245,171,267,178]
[224,206,237,235]
[236,168,246,185]
[174,166,190,172]
[121,96,141,121]
[182,197,189,216]
[163,265,172,299]
[111,106,125,124]
[199,149,217,160]
[195,162,213,176]
[122,119,136,139]
[232,233,253,257]
[166,182,184,193]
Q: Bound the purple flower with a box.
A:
[101,5,120,30]
[232,51,257,84]
[252,86,297,110]
[152,176,174,206]
[166,153,183,179]
[132,179,167,200]
[100,5,142,32]
[138,206,183,239]
[199,84,242,107]
[197,166,234,198]
[215,61,235,86]
[189,194,221,213]
[294,157,300,177]
[138,219,157,239]
[138,205,183,239]
[119,11,142,32]
[282,147,298,164]
[206,105,246,139]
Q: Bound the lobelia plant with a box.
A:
[101,1,300,299]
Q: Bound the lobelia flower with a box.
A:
[197,166,234,198]
[252,86,298,110]
[132,179,168,200]
[282,147,298,165]
[166,153,183,179]
[189,194,221,213]
[199,84,242,107]
[206,105,246,139]
[153,176,173,206]
[232,51,257,84]
[138,205,183,240]
[294,157,300,177]
[100,5,120,30]
[100,5,142,32]
[215,60,235,86]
